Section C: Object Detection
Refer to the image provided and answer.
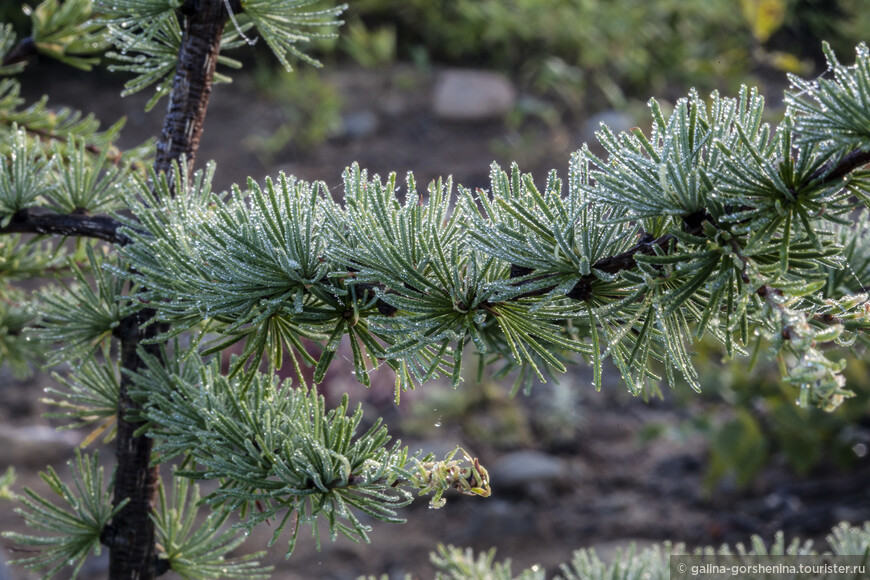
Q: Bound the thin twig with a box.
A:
[2,36,36,67]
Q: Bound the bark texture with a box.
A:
[108,2,229,578]
[0,209,128,244]
[105,313,163,580]
[153,0,230,178]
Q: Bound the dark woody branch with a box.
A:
[806,148,870,184]
[1,36,37,67]
[0,208,130,245]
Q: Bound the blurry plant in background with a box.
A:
[643,338,870,492]
[0,1,28,34]
[742,0,788,45]
[340,17,396,69]
[740,0,810,75]
[351,0,736,102]
[403,379,534,451]
[247,65,343,160]
[232,0,866,156]
[351,0,867,109]
[402,376,587,452]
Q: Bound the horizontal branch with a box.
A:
[516,146,870,303]
[565,232,674,300]
[807,148,870,185]
[0,209,130,245]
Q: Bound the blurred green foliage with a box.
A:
[354,0,742,106]
[340,17,397,69]
[246,64,343,160]
[401,366,585,451]
[403,379,535,450]
[0,1,29,35]
[652,341,870,491]
[703,408,770,490]
[350,0,865,106]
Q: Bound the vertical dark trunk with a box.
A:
[108,2,229,578]
[105,314,164,580]
[153,0,230,178]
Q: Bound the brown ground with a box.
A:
[3,62,869,579]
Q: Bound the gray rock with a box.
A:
[0,424,79,467]
[461,498,538,542]
[488,450,569,491]
[581,109,636,142]
[340,110,379,139]
[433,69,516,121]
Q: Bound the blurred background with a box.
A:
[1,0,870,578]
